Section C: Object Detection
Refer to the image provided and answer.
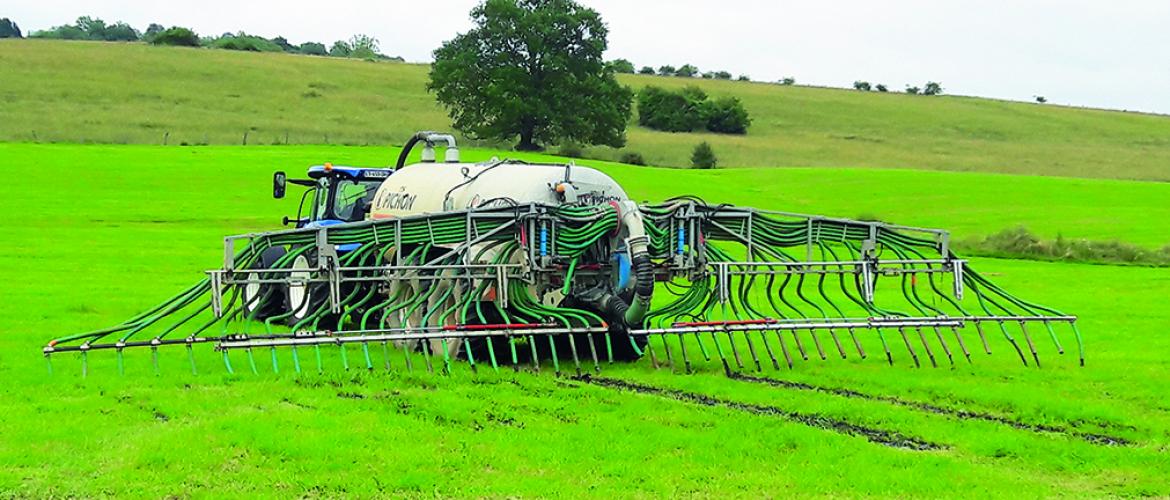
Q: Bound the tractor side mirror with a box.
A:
[273,171,287,199]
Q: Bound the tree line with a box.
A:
[607,59,752,82]
[854,80,943,95]
[0,16,401,61]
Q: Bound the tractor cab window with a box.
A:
[333,179,382,221]
[293,182,320,225]
[314,178,330,220]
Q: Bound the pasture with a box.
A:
[1,144,1168,497]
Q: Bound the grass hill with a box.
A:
[3,39,1170,180]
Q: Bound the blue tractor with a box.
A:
[273,163,394,229]
[244,163,395,322]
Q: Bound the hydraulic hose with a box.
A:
[572,201,654,329]
[395,133,426,169]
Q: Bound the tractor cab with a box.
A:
[272,163,394,229]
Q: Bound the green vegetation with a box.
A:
[150,27,199,47]
[2,143,1169,496]
[31,16,139,42]
[637,85,751,134]
[607,58,635,73]
[209,32,283,52]
[691,141,717,169]
[18,14,399,60]
[963,226,1170,266]
[2,40,1169,178]
[429,0,631,150]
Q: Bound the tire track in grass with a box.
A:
[573,374,944,451]
[730,373,1132,446]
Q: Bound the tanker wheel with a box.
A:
[284,252,373,331]
[285,253,332,330]
[242,246,288,320]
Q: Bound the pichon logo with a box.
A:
[376,190,417,211]
[360,170,391,179]
[579,191,620,205]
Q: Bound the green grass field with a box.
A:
[2,144,1169,497]
[4,39,1170,180]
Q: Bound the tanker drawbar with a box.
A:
[43,133,1081,377]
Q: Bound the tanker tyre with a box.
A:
[284,254,332,330]
[242,246,288,320]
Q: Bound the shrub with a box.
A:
[905,85,921,95]
[1035,96,1047,104]
[329,40,352,57]
[619,152,646,165]
[298,42,328,56]
[875,83,888,92]
[270,36,296,52]
[211,33,282,52]
[657,65,676,76]
[704,97,751,134]
[556,143,585,158]
[675,64,699,77]
[636,86,707,132]
[737,75,750,81]
[348,34,380,59]
[779,77,795,85]
[962,226,1170,266]
[142,23,164,42]
[638,66,656,75]
[853,80,871,91]
[32,16,139,41]
[923,81,943,95]
[608,59,635,73]
[31,25,87,40]
[637,86,750,135]
[100,22,139,41]
[151,27,200,47]
[691,142,717,169]
[711,71,731,80]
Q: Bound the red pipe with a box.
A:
[444,323,552,331]
[671,319,776,327]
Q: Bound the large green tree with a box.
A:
[428,0,632,151]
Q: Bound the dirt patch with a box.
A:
[336,391,366,400]
[730,373,1132,446]
[574,374,943,451]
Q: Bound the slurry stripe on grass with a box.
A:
[574,374,944,451]
[729,373,1133,446]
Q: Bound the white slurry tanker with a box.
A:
[45,131,1082,376]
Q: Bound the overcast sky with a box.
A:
[8,0,1169,114]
